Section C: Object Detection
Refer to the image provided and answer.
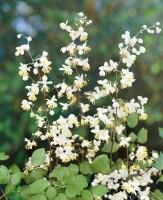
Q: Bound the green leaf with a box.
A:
[5,184,15,194]
[90,185,108,196]
[31,148,46,167]
[79,190,93,200]
[101,142,119,153]
[137,128,148,144]
[69,163,79,174]
[128,143,136,152]
[45,186,57,200]
[9,164,21,173]
[156,175,163,184]
[114,159,123,170]
[52,180,63,187]
[158,127,163,138]
[23,174,32,184]
[92,155,110,174]
[29,179,49,194]
[66,184,81,198]
[10,172,22,186]
[128,132,137,142]
[7,192,23,200]
[150,189,163,200]
[80,162,94,175]
[0,165,10,184]
[64,172,75,184]
[30,168,47,181]
[30,194,47,200]
[65,175,88,198]
[0,152,9,161]
[153,152,163,171]
[50,167,70,181]
[127,112,138,128]
[19,185,31,199]
[76,175,88,189]
[54,193,67,200]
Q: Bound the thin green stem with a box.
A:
[124,127,129,168]
[110,68,118,167]
[0,187,12,200]
[43,93,52,172]
[110,59,122,167]
[37,71,52,172]
[75,67,85,138]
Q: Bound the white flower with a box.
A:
[139,46,146,53]
[26,83,39,95]
[38,75,53,92]
[77,42,90,55]
[137,96,148,105]
[74,74,86,89]
[60,102,69,111]
[78,12,84,17]
[108,191,127,200]
[99,60,118,76]
[60,21,71,32]
[27,36,32,42]
[39,51,52,73]
[18,63,31,80]
[78,58,90,71]
[81,140,90,147]
[27,91,37,101]
[34,130,42,137]
[46,95,57,109]
[120,137,131,147]
[21,100,32,111]
[61,43,76,55]
[59,64,73,75]
[112,99,119,108]
[136,146,148,161]
[79,28,88,41]
[98,79,116,95]
[120,69,135,89]
[49,110,55,115]
[99,61,109,75]
[15,44,29,56]
[124,98,140,114]
[142,25,147,29]
[69,27,88,41]
[116,125,125,134]
[121,31,130,45]
[156,27,161,33]
[55,146,78,162]
[24,138,37,149]
[120,48,136,67]
[17,34,22,38]
[138,38,143,44]
[60,21,68,30]
[91,126,110,141]
[139,187,150,200]
[35,115,46,128]
[152,152,158,158]
[81,103,89,113]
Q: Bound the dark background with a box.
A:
[0,0,163,171]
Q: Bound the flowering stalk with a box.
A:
[13,13,163,200]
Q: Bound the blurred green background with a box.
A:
[0,0,163,167]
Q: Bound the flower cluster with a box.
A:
[92,147,158,200]
[15,13,161,199]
